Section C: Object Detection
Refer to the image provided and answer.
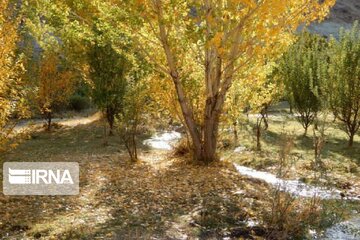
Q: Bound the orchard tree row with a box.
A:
[278,25,360,147]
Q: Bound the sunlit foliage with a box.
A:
[0,0,28,151]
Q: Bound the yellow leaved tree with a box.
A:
[121,0,335,163]
[37,54,74,131]
[0,0,27,152]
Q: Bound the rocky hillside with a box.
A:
[308,0,360,37]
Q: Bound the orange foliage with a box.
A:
[37,54,74,117]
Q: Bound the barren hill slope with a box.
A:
[308,0,360,36]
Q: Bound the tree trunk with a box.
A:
[349,132,355,147]
[233,121,238,145]
[202,101,220,163]
[103,119,108,146]
[289,103,293,114]
[47,112,52,131]
[132,128,138,161]
[256,118,262,151]
[263,117,268,131]
[172,77,203,161]
[304,124,309,137]
[173,92,223,163]
[156,2,225,163]
[106,107,115,136]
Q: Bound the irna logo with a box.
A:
[8,168,74,185]
[3,162,79,195]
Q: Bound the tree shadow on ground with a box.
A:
[2,120,154,163]
[245,120,360,166]
[0,167,92,239]
[1,121,269,239]
[79,159,269,239]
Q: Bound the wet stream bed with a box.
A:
[144,131,360,240]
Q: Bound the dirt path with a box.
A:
[12,112,102,135]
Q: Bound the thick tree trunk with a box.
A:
[180,99,224,164]
[202,98,220,163]
[172,79,203,161]
[157,12,203,161]
[173,90,223,163]
[156,1,225,163]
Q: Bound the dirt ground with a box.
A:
[0,121,270,239]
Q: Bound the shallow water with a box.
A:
[143,131,181,150]
[144,131,360,239]
[232,164,360,239]
[233,164,346,200]
[320,217,360,240]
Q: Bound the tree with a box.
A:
[37,54,74,131]
[328,23,360,147]
[116,76,150,162]
[0,0,28,151]
[89,43,129,135]
[22,0,335,162]
[122,0,335,162]
[250,79,279,151]
[22,1,133,135]
[224,63,280,150]
[276,33,329,136]
[224,86,245,146]
[240,65,280,151]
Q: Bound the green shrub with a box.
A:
[69,94,90,112]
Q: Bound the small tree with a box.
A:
[226,64,279,151]
[89,43,129,135]
[249,76,279,151]
[116,77,149,162]
[37,54,74,131]
[328,23,360,147]
[276,33,328,136]
[225,89,243,146]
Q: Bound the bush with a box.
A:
[173,138,191,157]
[69,94,90,112]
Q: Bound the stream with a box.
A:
[144,131,360,239]
[233,164,359,200]
[143,131,182,150]
[321,217,360,240]
[233,164,360,239]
